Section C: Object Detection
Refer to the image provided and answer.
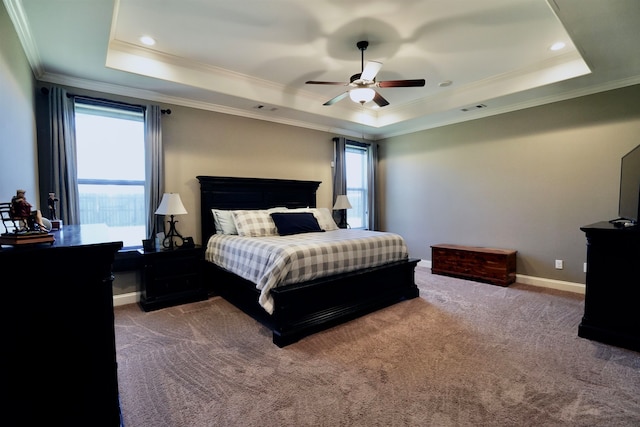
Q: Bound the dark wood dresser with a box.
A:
[431,244,517,286]
[1,225,123,426]
[579,222,640,352]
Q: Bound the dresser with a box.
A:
[579,222,640,352]
[2,225,123,426]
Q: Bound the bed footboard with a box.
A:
[204,258,420,347]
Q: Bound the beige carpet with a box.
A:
[114,266,640,426]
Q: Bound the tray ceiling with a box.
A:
[5,0,640,139]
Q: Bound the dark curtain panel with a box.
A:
[367,142,378,230]
[145,104,164,239]
[48,86,80,224]
[332,137,347,225]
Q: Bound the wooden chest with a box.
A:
[431,244,517,286]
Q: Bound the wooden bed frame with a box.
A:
[197,176,420,347]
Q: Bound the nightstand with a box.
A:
[139,245,208,311]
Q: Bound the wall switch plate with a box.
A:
[584,262,588,273]
[555,259,564,269]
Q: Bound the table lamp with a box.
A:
[332,195,352,229]
[155,193,187,250]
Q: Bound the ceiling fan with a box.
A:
[305,41,426,107]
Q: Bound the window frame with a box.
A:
[345,140,370,229]
[74,98,147,248]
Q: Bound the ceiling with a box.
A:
[5,0,640,140]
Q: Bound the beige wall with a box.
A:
[162,105,335,244]
[0,3,38,202]
[379,84,640,283]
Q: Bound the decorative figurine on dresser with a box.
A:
[11,189,49,232]
[47,192,62,229]
[1,189,55,246]
[47,192,58,219]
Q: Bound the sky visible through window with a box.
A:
[75,113,144,181]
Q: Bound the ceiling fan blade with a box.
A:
[323,91,349,106]
[372,91,390,107]
[361,61,383,81]
[377,79,426,88]
[305,80,347,85]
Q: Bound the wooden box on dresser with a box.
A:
[431,244,517,287]
[579,222,640,352]
[139,245,208,311]
[1,225,123,426]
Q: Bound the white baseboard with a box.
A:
[515,274,585,294]
[417,259,585,295]
[113,291,139,307]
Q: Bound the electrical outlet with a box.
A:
[555,259,564,269]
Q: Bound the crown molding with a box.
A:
[37,72,371,140]
[4,0,43,77]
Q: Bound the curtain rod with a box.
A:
[40,87,171,114]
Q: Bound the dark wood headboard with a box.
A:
[196,176,321,243]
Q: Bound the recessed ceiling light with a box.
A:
[140,36,156,46]
[550,41,566,51]
[438,80,453,87]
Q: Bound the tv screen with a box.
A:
[618,144,640,223]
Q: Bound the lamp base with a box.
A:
[162,216,185,250]
[337,210,349,229]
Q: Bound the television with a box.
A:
[617,144,640,224]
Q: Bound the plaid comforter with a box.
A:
[205,229,409,314]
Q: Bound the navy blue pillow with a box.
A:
[270,212,324,236]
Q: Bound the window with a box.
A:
[345,142,370,229]
[74,100,146,248]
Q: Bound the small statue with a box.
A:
[48,192,59,220]
[11,189,48,232]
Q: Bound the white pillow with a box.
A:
[211,209,238,235]
[232,210,278,237]
[285,207,311,213]
[312,207,339,231]
[267,207,288,213]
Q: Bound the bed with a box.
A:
[197,176,419,347]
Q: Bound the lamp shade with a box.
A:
[349,88,375,104]
[332,195,352,210]
[155,193,187,216]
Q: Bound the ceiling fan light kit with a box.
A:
[306,41,425,107]
[349,88,376,104]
